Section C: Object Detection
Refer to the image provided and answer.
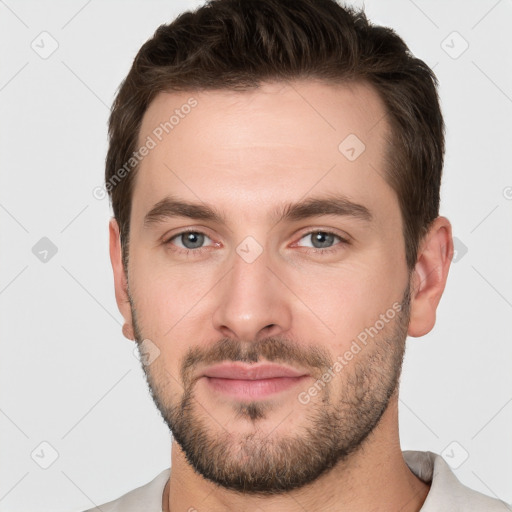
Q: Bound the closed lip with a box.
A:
[202,363,308,380]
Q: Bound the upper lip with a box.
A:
[202,362,308,380]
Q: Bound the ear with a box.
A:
[109,218,135,341]
[408,216,453,337]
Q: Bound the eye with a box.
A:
[165,230,214,252]
[163,229,348,257]
[295,230,348,253]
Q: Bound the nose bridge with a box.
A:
[212,239,292,341]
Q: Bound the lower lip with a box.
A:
[204,376,309,400]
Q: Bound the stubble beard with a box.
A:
[132,285,411,495]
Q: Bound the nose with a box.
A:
[211,243,292,342]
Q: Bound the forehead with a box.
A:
[139,79,389,151]
[132,80,394,224]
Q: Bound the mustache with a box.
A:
[180,336,333,387]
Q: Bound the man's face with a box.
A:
[123,80,412,493]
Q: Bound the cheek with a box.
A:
[290,261,403,354]
[130,277,191,387]
[128,262,223,378]
[130,247,209,316]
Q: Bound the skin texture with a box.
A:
[109,80,453,511]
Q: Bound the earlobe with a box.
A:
[109,218,135,341]
[122,322,135,341]
[408,216,453,338]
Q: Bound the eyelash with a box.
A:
[163,229,350,257]
[296,231,350,255]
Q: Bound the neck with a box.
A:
[163,396,430,512]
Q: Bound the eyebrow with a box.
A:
[143,194,372,228]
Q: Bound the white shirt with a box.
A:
[81,451,511,511]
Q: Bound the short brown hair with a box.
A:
[106,0,444,271]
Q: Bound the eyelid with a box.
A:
[292,227,351,246]
[163,228,219,253]
[163,226,215,243]
[163,227,351,256]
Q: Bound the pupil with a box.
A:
[182,232,204,249]
[312,232,334,248]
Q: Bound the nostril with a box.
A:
[262,324,279,336]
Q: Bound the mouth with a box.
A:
[200,362,310,400]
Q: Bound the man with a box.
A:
[86,0,511,510]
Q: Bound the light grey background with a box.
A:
[1,1,511,511]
